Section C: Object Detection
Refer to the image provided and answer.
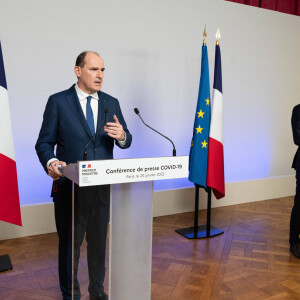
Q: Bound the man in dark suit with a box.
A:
[36,51,132,299]
[291,104,300,259]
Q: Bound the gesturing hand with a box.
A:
[48,160,66,180]
[104,115,125,141]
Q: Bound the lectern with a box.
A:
[62,156,188,300]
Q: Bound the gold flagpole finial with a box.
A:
[216,26,221,45]
[203,24,207,45]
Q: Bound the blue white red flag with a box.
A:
[0,42,22,226]
[188,44,211,188]
[207,44,225,199]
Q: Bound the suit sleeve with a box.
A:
[292,105,300,146]
[35,96,58,173]
[115,99,132,149]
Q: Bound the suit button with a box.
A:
[94,148,97,152]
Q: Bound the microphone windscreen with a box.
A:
[105,108,109,113]
[134,108,139,114]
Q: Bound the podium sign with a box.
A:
[63,156,188,186]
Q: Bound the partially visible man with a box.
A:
[291,104,300,259]
[36,51,132,299]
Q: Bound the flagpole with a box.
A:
[203,24,207,46]
[206,188,212,237]
[193,185,200,238]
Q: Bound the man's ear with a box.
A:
[74,66,81,78]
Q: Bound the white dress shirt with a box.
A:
[75,84,99,130]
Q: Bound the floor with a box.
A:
[0,196,299,299]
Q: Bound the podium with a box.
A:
[62,156,188,300]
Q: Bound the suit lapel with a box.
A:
[65,85,92,137]
[96,91,105,131]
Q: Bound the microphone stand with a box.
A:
[134,108,176,156]
[83,109,108,161]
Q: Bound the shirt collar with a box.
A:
[75,84,99,101]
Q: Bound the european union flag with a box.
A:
[188,44,211,188]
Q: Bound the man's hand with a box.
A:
[104,115,125,141]
[48,160,66,180]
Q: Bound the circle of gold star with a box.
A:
[197,110,205,118]
[196,125,203,134]
[201,140,208,148]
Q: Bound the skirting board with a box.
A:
[153,175,296,217]
[0,203,56,241]
[0,175,295,241]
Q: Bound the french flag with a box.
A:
[207,43,225,200]
[0,42,22,226]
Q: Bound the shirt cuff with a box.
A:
[117,132,126,147]
[47,158,58,169]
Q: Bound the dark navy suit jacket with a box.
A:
[292,104,300,170]
[35,84,132,198]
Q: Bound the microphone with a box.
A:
[83,108,109,161]
[134,107,176,156]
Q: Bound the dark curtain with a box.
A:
[225,0,300,16]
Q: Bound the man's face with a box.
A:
[74,53,105,94]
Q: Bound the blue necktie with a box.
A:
[86,96,95,136]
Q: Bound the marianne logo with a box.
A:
[82,164,92,169]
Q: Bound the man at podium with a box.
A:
[36,51,132,300]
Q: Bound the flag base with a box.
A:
[175,186,224,239]
[175,225,223,239]
[0,255,13,272]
